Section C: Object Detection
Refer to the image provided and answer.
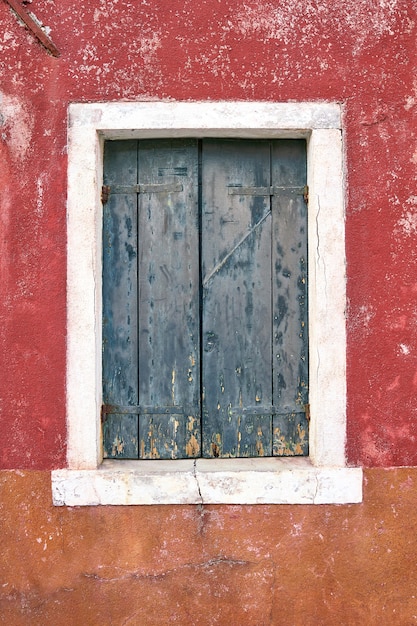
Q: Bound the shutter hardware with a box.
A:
[102,404,310,420]
[101,404,187,421]
[101,183,183,203]
[227,185,308,200]
[102,183,308,204]
[101,185,111,204]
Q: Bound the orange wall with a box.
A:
[1,468,417,625]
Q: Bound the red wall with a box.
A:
[1,1,416,470]
[1,0,416,469]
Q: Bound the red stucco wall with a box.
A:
[1,1,417,622]
[1,0,417,469]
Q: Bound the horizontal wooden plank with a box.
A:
[102,404,186,415]
[108,182,183,194]
[228,185,306,196]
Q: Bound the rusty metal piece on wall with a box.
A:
[101,185,111,205]
[5,0,60,57]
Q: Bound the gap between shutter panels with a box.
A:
[101,139,308,460]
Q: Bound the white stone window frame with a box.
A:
[52,101,363,506]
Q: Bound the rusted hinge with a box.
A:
[228,185,307,198]
[101,185,111,204]
[303,185,309,204]
[101,183,183,203]
[304,403,310,422]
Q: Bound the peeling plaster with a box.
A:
[0,91,33,161]
[224,0,402,51]
[399,343,410,356]
[350,304,376,339]
[395,196,417,237]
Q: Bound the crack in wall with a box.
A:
[193,458,204,506]
[315,193,327,300]
[313,472,319,504]
[81,556,257,583]
[193,459,207,533]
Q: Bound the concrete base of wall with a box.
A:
[1,468,416,625]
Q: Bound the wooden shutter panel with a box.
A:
[102,138,308,460]
[102,140,139,458]
[271,140,309,455]
[201,139,308,458]
[102,139,201,459]
[201,139,274,457]
[137,140,200,459]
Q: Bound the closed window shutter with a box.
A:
[201,139,308,457]
[102,138,308,459]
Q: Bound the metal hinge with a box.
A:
[304,403,310,422]
[303,185,309,204]
[101,183,183,203]
[101,404,186,417]
[101,185,111,205]
[228,185,307,198]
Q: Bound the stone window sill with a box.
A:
[52,458,363,506]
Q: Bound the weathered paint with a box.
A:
[102,139,308,458]
[1,0,416,468]
[102,139,201,459]
[201,138,308,457]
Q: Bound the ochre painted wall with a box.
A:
[1,0,417,622]
[2,469,417,624]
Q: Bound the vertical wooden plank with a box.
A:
[271,140,309,456]
[138,139,200,459]
[202,139,273,458]
[102,140,139,458]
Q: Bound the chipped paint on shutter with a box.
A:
[102,138,308,460]
[201,140,273,457]
[271,140,309,456]
[102,140,139,458]
[137,140,200,459]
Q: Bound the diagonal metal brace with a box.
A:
[202,209,271,286]
[5,0,60,57]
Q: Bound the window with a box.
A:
[52,101,362,505]
[102,138,308,460]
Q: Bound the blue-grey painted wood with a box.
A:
[271,140,309,455]
[202,140,273,457]
[102,139,308,460]
[137,140,201,459]
[102,140,139,458]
